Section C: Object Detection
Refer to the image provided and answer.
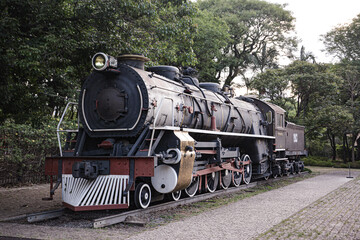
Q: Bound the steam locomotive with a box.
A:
[44,53,306,210]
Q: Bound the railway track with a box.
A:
[2,172,307,228]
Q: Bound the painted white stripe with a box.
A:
[150,126,276,140]
[62,174,129,207]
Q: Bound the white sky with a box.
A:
[267,0,360,63]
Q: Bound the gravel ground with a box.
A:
[0,168,359,240]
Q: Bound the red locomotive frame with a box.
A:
[45,156,154,211]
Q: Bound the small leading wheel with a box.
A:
[264,174,270,181]
[242,155,252,185]
[171,190,181,201]
[220,170,232,189]
[207,172,219,193]
[232,171,242,187]
[134,183,151,209]
[185,176,199,197]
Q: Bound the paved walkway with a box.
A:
[127,170,360,240]
[258,174,360,239]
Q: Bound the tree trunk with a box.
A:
[342,134,347,163]
[332,135,336,161]
[346,135,351,162]
[224,65,241,87]
[345,135,350,162]
[327,129,336,161]
[296,95,301,117]
[357,138,360,161]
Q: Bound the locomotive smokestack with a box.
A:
[117,54,150,70]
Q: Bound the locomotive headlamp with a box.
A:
[94,55,106,69]
[92,52,118,71]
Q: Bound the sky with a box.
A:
[267,0,360,63]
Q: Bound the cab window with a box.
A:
[266,111,272,124]
[277,113,284,128]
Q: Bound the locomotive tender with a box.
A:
[44,52,306,210]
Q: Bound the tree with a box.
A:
[192,10,230,82]
[307,105,354,161]
[197,0,297,87]
[0,0,198,125]
[323,14,360,161]
[322,14,360,61]
[332,62,360,162]
[285,61,339,119]
[249,68,289,102]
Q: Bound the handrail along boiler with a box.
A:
[44,52,306,210]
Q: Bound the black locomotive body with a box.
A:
[45,53,306,210]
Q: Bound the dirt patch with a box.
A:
[0,184,62,221]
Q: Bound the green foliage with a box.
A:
[320,15,360,162]
[306,139,332,158]
[0,0,198,125]
[303,156,360,169]
[0,120,59,182]
[303,156,335,167]
[197,0,297,86]
[322,14,360,61]
[192,10,230,82]
[144,1,198,66]
[250,68,289,101]
[322,14,360,162]
[286,61,340,119]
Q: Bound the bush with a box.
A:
[303,156,334,167]
[303,156,360,169]
[306,140,332,158]
[0,119,59,185]
[336,162,360,169]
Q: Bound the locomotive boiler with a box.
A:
[44,52,306,210]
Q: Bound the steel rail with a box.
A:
[27,208,65,223]
[0,208,65,223]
